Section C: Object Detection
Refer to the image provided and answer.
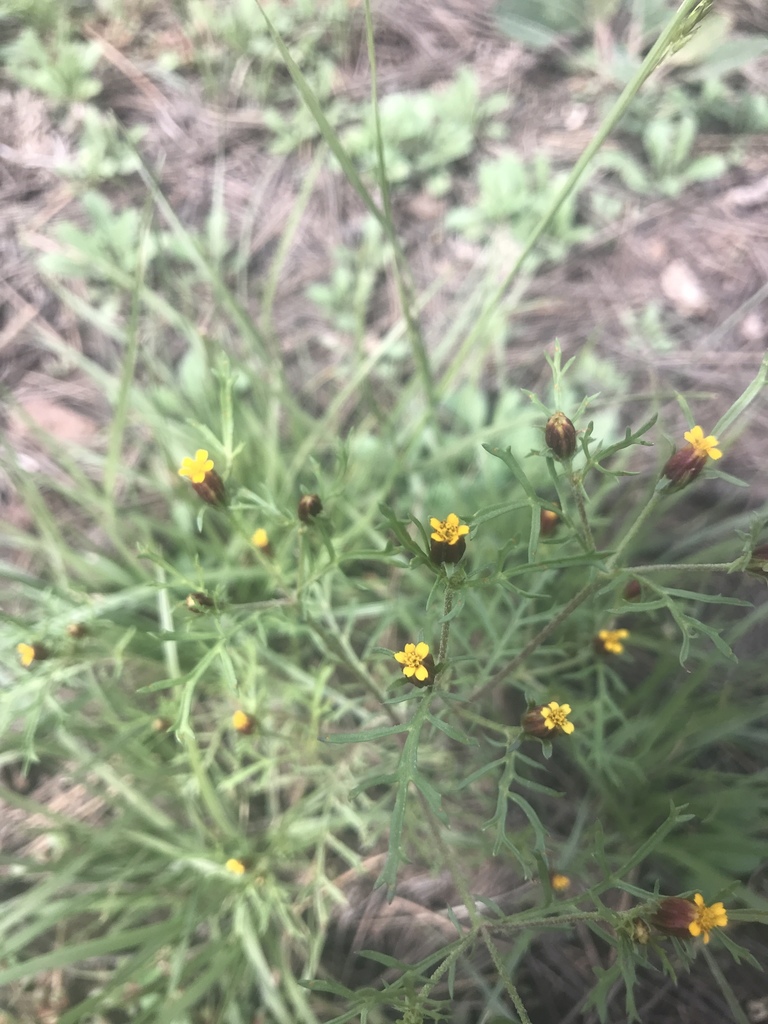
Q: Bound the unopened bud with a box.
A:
[186,592,214,613]
[232,710,256,735]
[746,544,768,578]
[545,412,577,460]
[623,579,642,601]
[540,508,559,537]
[298,494,323,522]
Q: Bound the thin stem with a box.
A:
[606,490,663,570]
[480,927,533,1024]
[570,472,595,551]
[437,587,454,665]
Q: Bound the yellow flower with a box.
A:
[683,426,722,461]
[551,873,571,892]
[225,858,246,875]
[178,449,214,484]
[430,513,469,545]
[232,710,256,735]
[251,528,269,549]
[689,893,728,943]
[522,701,575,737]
[17,643,36,667]
[540,701,574,735]
[596,628,629,655]
[663,425,722,491]
[652,894,727,944]
[394,642,433,685]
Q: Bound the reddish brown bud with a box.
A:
[545,412,577,460]
[623,579,642,601]
[192,470,226,506]
[540,508,559,537]
[67,623,88,638]
[662,447,707,491]
[650,897,697,939]
[152,717,173,733]
[298,494,323,522]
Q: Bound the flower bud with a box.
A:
[152,717,172,733]
[623,579,642,601]
[539,508,559,537]
[545,412,577,460]
[661,425,722,492]
[651,894,727,944]
[298,494,323,522]
[186,592,214,613]
[746,543,768,578]
[650,897,697,939]
[66,622,88,638]
[178,450,226,506]
[429,513,469,565]
[551,873,571,892]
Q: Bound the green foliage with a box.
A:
[342,70,507,195]
[2,26,102,103]
[447,151,593,259]
[2,0,768,1021]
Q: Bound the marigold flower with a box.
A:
[298,494,323,522]
[595,628,629,655]
[251,528,270,552]
[551,873,571,892]
[545,411,577,460]
[17,642,48,667]
[178,449,226,505]
[429,513,469,564]
[225,858,246,875]
[394,641,435,687]
[662,425,722,491]
[232,710,256,735]
[522,701,574,738]
[651,894,727,944]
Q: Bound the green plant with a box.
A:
[2,0,768,1022]
[341,69,507,196]
[446,151,593,260]
[2,25,102,103]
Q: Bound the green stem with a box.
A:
[480,577,603,694]
[628,561,737,574]
[480,927,533,1024]
[570,472,595,551]
[437,587,454,666]
[606,490,663,570]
